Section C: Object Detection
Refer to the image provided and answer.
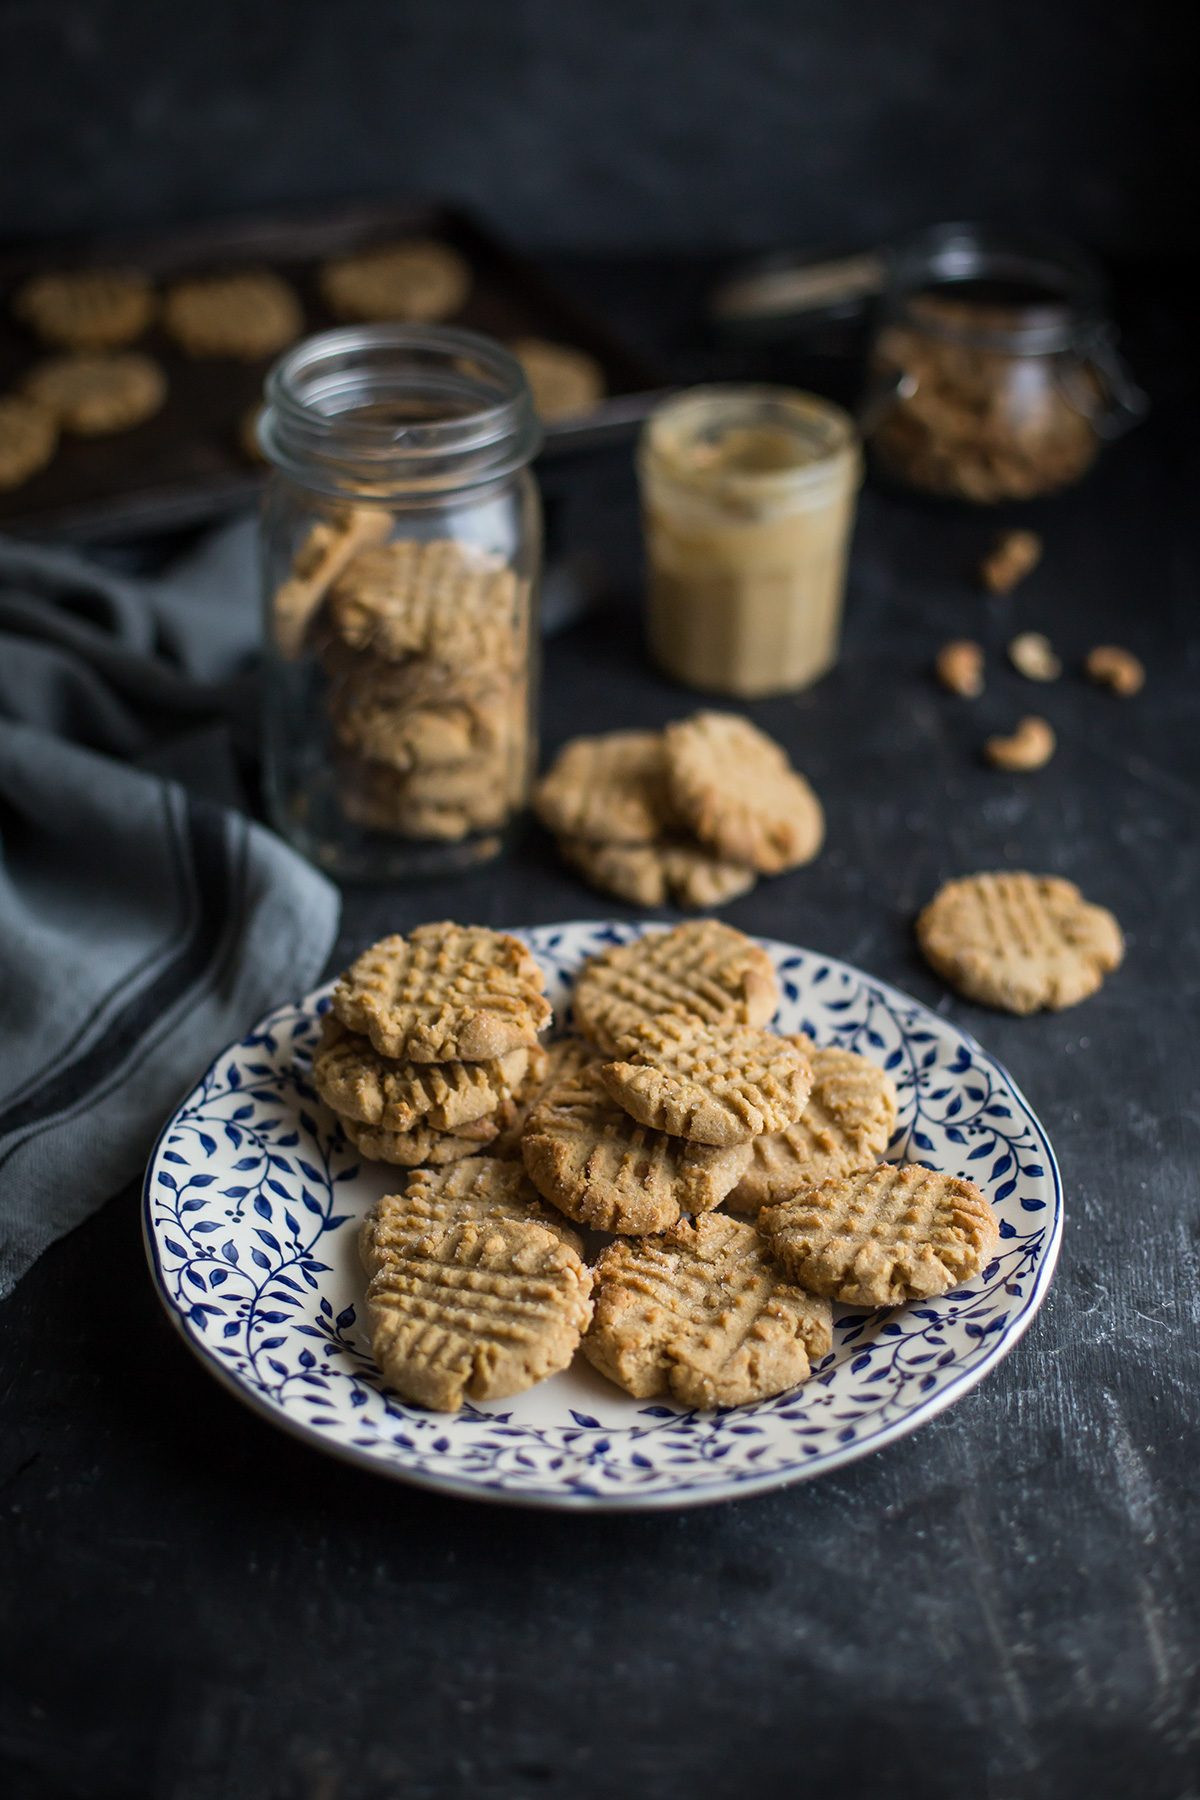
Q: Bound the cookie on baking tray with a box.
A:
[0,395,57,490]
[366,1214,592,1412]
[332,923,550,1063]
[512,337,605,421]
[570,920,778,1056]
[599,1014,812,1147]
[916,871,1124,1014]
[163,268,302,359]
[663,711,824,874]
[727,1035,898,1214]
[22,353,165,435]
[13,267,155,350]
[521,1063,751,1234]
[319,239,470,323]
[582,1213,832,1407]
[759,1163,999,1309]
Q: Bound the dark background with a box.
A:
[0,0,1193,257]
[2,5,1199,1800]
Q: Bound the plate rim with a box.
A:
[141,920,1064,1512]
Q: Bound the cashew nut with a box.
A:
[935,639,985,697]
[984,715,1056,771]
[1085,644,1144,696]
[1008,631,1061,682]
[980,529,1042,595]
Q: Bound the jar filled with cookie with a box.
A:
[862,224,1145,503]
[258,324,543,878]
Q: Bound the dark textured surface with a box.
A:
[2,260,1199,1799]
[0,0,1194,256]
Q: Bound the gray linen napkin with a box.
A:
[0,520,340,1298]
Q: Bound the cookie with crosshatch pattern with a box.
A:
[583,1212,832,1407]
[312,1015,530,1135]
[599,1015,811,1147]
[570,919,778,1057]
[13,267,155,350]
[916,871,1124,1014]
[332,923,550,1063]
[359,1157,582,1278]
[663,711,824,874]
[366,1214,592,1412]
[759,1163,999,1308]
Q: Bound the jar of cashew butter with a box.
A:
[638,385,861,697]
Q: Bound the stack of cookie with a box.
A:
[338,920,1000,1415]
[533,712,824,909]
[306,536,531,842]
[312,923,551,1167]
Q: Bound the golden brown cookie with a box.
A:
[533,730,669,845]
[521,1065,751,1234]
[600,1016,812,1147]
[916,871,1124,1014]
[327,539,520,672]
[313,1014,530,1134]
[727,1035,898,1214]
[359,1155,581,1276]
[367,1215,592,1411]
[13,267,155,350]
[332,685,507,774]
[22,353,165,435]
[663,712,824,874]
[0,395,57,490]
[332,924,550,1062]
[512,337,605,421]
[570,920,779,1056]
[759,1163,999,1308]
[163,269,302,359]
[559,836,757,911]
[583,1212,832,1407]
[335,760,508,842]
[273,506,393,658]
[489,1038,595,1159]
[341,1107,506,1167]
[319,239,470,323]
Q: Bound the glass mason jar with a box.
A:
[863,224,1145,503]
[638,385,861,697]
[258,324,542,880]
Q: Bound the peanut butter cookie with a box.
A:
[332,924,550,1062]
[23,352,165,435]
[367,1215,592,1411]
[600,1016,812,1147]
[313,1014,530,1134]
[663,712,824,874]
[916,871,1124,1014]
[359,1155,581,1276]
[341,1107,508,1167]
[320,239,470,323]
[559,837,757,911]
[274,506,392,658]
[164,269,302,359]
[533,730,669,845]
[583,1213,832,1407]
[571,920,778,1056]
[327,539,520,672]
[489,1037,593,1159]
[727,1035,898,1214]
[0,394,57,490]
[13,267,155,350]
[521,1064,751,1234]
[760,1163,999,1308]
[512,337,605,421]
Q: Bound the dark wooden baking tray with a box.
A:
[0,200,664,541]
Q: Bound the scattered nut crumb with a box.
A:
[1008,631,1061,682]
[984,715,1056,772]
[1085,644,1144,696]
[980,530,1042,595]
[935,639,984,697]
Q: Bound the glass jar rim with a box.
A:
[640,384,860,502]
[259,323,542,499]
[884,222,1111,355]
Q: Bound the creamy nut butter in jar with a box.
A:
[638,385,861,697]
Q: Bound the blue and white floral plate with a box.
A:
[142,920,1061,1510]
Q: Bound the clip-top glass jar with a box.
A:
[258,324,542,879]
[863,224,1145,503]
